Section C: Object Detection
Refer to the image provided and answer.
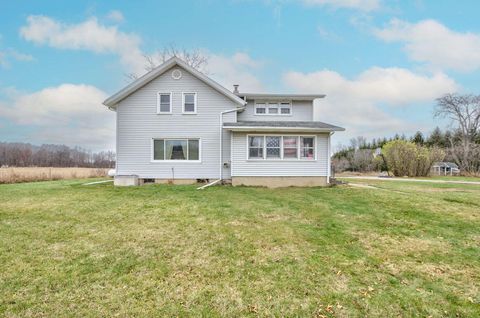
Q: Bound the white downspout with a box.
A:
[327,132,334,183]
[219,108,244,180]
[198,107,243,190]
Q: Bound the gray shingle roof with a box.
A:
[223,121,345,131]
[236,93,326,101]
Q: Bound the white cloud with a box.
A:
[0,84,114,150]
[301,0,381,11]
[283,67,458,140]
[18,14,266,86]
[106,10,124,23]
[0,48,34,68]
[374,19,480,72]
[20,15,144,74]
[207,52,265,92]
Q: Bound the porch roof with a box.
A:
[223,121,345,132]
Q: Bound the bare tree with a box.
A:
[435,93,480,174]
[126,44,209,81]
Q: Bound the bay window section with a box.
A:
[266,136,281,159]
[301,137,315,160]
[283,137,298,159]
[152,138,200,161]
[248,136,264,159]
[248,135,315,160]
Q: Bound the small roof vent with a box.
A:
[233,84,239,94]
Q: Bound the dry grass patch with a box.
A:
[0,167,108,183]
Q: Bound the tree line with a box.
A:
[333,93,480,176]
[0,142,115,168]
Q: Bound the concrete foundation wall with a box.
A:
[154,179,198,185]
[232,176,328,188]
[114,175,139,186]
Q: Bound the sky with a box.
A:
[1,0,479,151]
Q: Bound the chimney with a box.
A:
[233,84,239,94]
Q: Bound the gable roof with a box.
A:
[103,57,247,108]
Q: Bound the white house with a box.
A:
[103,57,344,187]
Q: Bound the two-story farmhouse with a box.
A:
[103,57,344,187]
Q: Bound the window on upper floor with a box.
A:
[157,93,172,113]
[255,101,292,116]
[183,93,197,114]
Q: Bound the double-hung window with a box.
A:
[254,103,266,114]
[153,138,200,161]
[300,137,315,160]
[283,136,298,159]
[248,135,315,160]
[157,93,172,113]
[248,136,264,159]
[267,103,279,114]
[266,136,281,158]
[280,102,292,115]
[183,93,197,113]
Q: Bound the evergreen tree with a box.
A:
[412,131,425,145]
[426,127,443,147]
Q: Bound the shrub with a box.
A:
[382,140,445,177]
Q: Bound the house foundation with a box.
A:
[232,176,328,188]
[114,175,139,186]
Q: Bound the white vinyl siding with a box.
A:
[116,65,237,179]
[231,132,329,177]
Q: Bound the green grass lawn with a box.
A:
[0,179,479,317]
[428,175,480,182]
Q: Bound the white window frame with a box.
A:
[254,102,267,115]
[151,138,201,163]
[254,100,292,116]
[246,134,317,161]
[182,92,197,114]
[157,92,172,114]
[265,136,282,160]
[279,102,292,115]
